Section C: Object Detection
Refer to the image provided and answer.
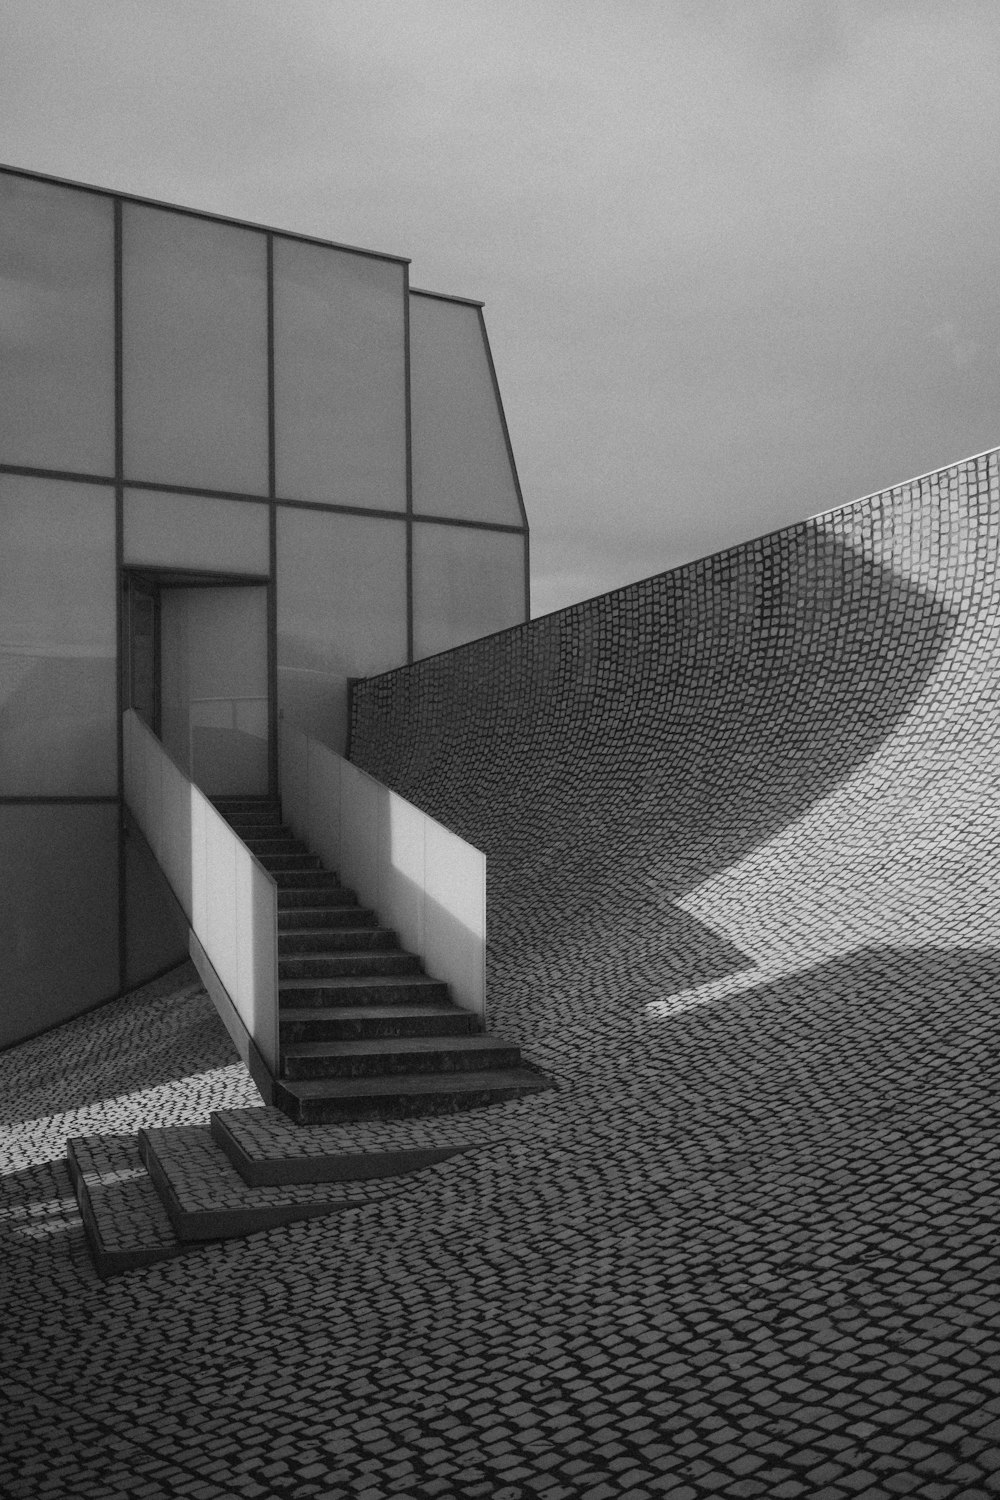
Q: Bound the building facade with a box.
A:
[0,164,528,1047]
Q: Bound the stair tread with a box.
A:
[280,1067,546,1099]
[283,1034,513,1058]
[280,973,447,991]
[280,1002,473,1022]
[280,948,408,961]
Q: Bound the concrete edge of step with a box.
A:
[209,1111,481,1187]
[136,1126,375,1242]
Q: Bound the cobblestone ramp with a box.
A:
[352,449,1000,1074]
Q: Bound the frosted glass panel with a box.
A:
[125,817,189,989]
[0,476,117,794]
[0,803,119,1047]
[274,239,407,510]
[277,508,407,750]
[410,295,522,524]
[124,489,269,573]
[413,523,526,660]
[0,172,114,474]
[123,204,268,493]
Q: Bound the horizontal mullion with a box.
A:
[412,512,526,535]
[0,795,121,805]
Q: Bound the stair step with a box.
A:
[279,974,450,1007]
[279,950,422,980]
[275,1067,550,1124]
[278,927,399,955]
[243,838,311,857]
[213,802,282,825]
[256,852,323,873]
[282,1034,522,1080]
[271,868,344,891]
[66,1135,189,1278]
[276,885,360,908]
[280,1003,480,1043]
[278,905,379,929]
[137,1123,412,1242]
[210,1106,481,1187]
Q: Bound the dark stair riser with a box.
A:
[280,978,450,1007]
[278,906,378,929]
[243,838,308,856]
[279,952,422,980]
[276,888,360,909]
[281,1009,480,1043]
[275,1076,547,1125]
[271,869,343,891]
[278,928,399,955]
[258,853,323,873]
[282,1042,523,1080]
[216,810,283,828]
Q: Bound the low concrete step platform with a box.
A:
[66,1135,192,1279]
[275,1066,551,1124]
[211,1106,485,1186]
[137,1123,412,1241]
[279,973,451,1007]
[280,1002,480,1043]
[282,1033,523,1080]
[279,950,422,980]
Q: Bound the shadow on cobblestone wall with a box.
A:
[352,453,1000,1042]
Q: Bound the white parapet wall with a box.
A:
[123,709,279,1074]
[280,720,487,1022]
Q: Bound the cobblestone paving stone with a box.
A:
[2,951,999,1499]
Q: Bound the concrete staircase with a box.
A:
[64,797,549,1279]
[215,796,548,1126]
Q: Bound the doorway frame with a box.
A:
[121,565,276,799]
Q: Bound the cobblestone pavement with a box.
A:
[2,952,999,1500]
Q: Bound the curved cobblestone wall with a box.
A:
[351,450,1000,1068]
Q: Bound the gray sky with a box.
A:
[3,0,1000,616]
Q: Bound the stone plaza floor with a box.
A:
[2,954,999,1500]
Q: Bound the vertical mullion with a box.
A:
[404,263,414,664]
[114,197,127,991]
[266,233,279,798]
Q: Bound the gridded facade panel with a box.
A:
[0,804,119,1047]
[122,203,269,494]
[409,292,524,526]
[0,476,117,795]
[123,489,270,574]
[412,523,527,660]
[273,239,408,511]
[0,173,114,475]
[276,507,408,751]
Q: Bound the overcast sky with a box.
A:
[3,0,1000,615]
